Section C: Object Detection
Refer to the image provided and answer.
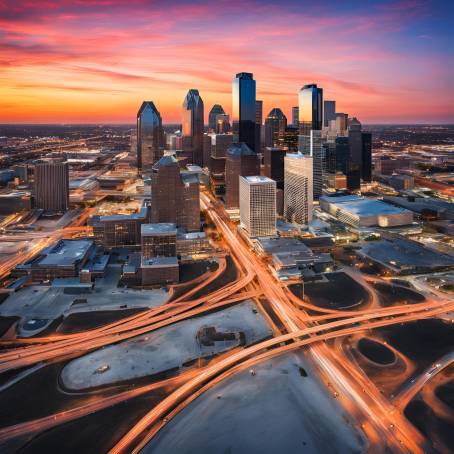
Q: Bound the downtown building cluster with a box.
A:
[137,72,373,241]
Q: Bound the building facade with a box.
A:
[182,89,204,167]
[34,159,69,212]
[240,176,276,237]
[284,153,313,225]
[137,101,163,172]
[208,104,225,131]
[298,84,323,136]
[232,72,257,153]
[264,108,287,148]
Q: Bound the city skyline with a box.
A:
[1,0,453,124]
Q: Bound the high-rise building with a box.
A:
[182,89,204,166]
[298,84,323,135]
[239,176,276,237]
[208,104,225,131]
[225,143,260,209]
[323,100,336,127]
[282,125,299,152]
[264,108,287,148]
[34,159,69,212]
[291,106,299,127]
[232,72,257,153]
[263,147,286,189]
[310,130,325,200]
[255,100,263,152]
[216,114,230,134]
[347,117,362,190]
[361,132,372,182]
[150,155,200,231]
[211,134,234,158]
[335,113,348,136]
[137,101,163,173]
[284,153,313,225]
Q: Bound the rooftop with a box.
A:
[37,240,93,268]
[242,175,275,184]
[141,256,179,268]
[141,223,177,236]
[227,142,255,156]
[321,195,410,216]
[98,206,148,222]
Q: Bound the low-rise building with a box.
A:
[141,223,177,259]
[176,231,211,257]
[141,257,179,286]
[319,194,413,228]
[28,239,94,282]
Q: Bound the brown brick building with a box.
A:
[225,143,260,209]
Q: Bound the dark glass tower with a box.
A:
[323,100,336,127]
[232,72,257,153]
[347,117,362,190]
[361,132,372,182]
[182,89,204,166]
[137,101,163,173]
[264,108,287,147]
[298,84,323,135]
[208,104,225,131]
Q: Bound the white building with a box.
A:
[298,130,324,200]
[239,176,276,237]
[284,153,313,225]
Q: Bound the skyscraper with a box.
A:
[150,155,200,231]
[137,101,163,173]
[284,153,313,225]
[323,100,336,127]
[263,147,286,189]
[255,100,263,152]
[298,84,323,135]
[34,159,69,212]
[347,117,362,190]
[208,104,225,131]
[291,106,299,127]
[232,72,257,153]
[310,130,325,200]
[182,89,204,167]
[239,176,276,237]
[225,143,260,209]
[215,114,230,134]
[264,108,287,148]
[361,132,372,182]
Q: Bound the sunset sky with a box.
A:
[1,0,453,124]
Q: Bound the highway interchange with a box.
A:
[0,190,452,453]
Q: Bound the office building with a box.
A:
[310,130,325,200]
[34,159,69,212]
[323,100,336,127]
[282,125,299,152]
[216,114,230,134]
[30,239,94,282]
[284,153,313,225]
[291,106,299,127]
[208,104,225,131]
[141,223,177,259]
[256,100,263,151]
[232,72,257,152]
[141,257,179,286]
[298,84,323,135]
[335,113,348,136]
[225,143,260,209]
[264,108,287,148]
[361,132,372,182]
[150,155,200,232]
[263,147,286,189]
[202,133,212,168]
[347,118,362,190]
[137,101,163,172]
[91,206,148,248]
[0,191,31,214]
[182,89,204,166]
[211,134,234,158]
[239,176,276,237]
[374,157,412,175]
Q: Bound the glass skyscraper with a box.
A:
[182,89,204,166]
[298,84,323,135]
[208,104,225,131]
[264,108,287,147]
[323,100,336,127]
[137,101,163,173]
[232,72,257,153]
